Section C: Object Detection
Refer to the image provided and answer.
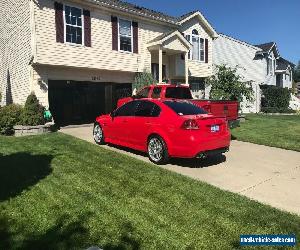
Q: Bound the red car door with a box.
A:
[106,101,138,144]
[126,100,161,150]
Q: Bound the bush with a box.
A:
[261,86,291,113]
[133,70,156,92]
[261,107,296,113]
[0,104,23,135]
[21,93,45,126]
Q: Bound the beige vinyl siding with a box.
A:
[213,34,265,113]
[34,0,170,74]
[180,17,213,77]
[0,0,32,105]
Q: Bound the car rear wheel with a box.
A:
[147,136,169,164]
[93,123,105,145]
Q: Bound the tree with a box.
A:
[293,60,300,82]
[206,65,254,104]
[21,93,45,126]
[132,70,156,94]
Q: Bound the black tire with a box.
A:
[93,123,105,145]
[147,135,169,164]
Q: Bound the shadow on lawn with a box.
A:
[0,152,53,201]
[0,212,141,250]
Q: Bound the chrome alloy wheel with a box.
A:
[148,137,163,162]
[93,124,103,144]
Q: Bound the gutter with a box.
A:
[84,0,179,27]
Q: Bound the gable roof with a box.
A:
[147,30,192,51]
[254,42,280,57]
[177,11,218,38]
[255,42,275,52]
[276,57,295,71]
[87,0,217,37]
[90,0,178,24]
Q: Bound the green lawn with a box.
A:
[232,114,300,151]
[0,133,299,249]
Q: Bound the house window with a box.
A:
[64,5,83,45]
[119,19,132,52]
[267,56,274,75]
[186,29,205,62]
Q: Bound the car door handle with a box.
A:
[122,120,128,123]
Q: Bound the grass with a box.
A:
[232,114,300,151]
[0,133,299,249]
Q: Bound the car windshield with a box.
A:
[163,101,207,116]
[165,87,192,99]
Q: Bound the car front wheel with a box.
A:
[147,135,169,164]
[93,123,105,145]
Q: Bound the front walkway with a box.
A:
[60,125,300,215]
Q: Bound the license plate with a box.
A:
[211,125,220,132]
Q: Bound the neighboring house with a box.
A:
[275,58,294,88]
[296,82,300,97]
[0,0,217,124]
[213,34,294,113]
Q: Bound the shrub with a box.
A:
[21,93,45,126]
[133,70,156,92]
[261,86,291,113]
[0,104,23,135]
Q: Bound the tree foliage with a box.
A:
[293,60,300,82]
[133,70,156,92]
[206,65,254,104]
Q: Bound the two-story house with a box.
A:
[0,0,217,124]
[213,34,294,113]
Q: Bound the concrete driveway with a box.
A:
[60,124,300,216]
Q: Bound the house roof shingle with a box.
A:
[255,42,275,52]
[89,0,194,24]
[276,57,295,71]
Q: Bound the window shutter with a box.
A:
[132,21,138,54]
[54,2,64,43]
[83,10,91,47]
[205,38,208,63]
[111,16,118,51]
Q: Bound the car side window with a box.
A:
[114,101,138,117]
[135,101,161,117]
[136,87,150,98]
[151,87,162,99]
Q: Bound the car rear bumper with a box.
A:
[168,132,231,158]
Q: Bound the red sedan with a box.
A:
[93,99,230,164]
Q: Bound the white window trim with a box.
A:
[186,31,205,62]
[63,4,85,46]
[267,54,275,76]
[118,17,133,53]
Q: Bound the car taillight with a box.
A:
[182,119,199,130]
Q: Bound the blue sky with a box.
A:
[127,0,300,65]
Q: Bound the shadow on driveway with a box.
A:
[105,143,226,168]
